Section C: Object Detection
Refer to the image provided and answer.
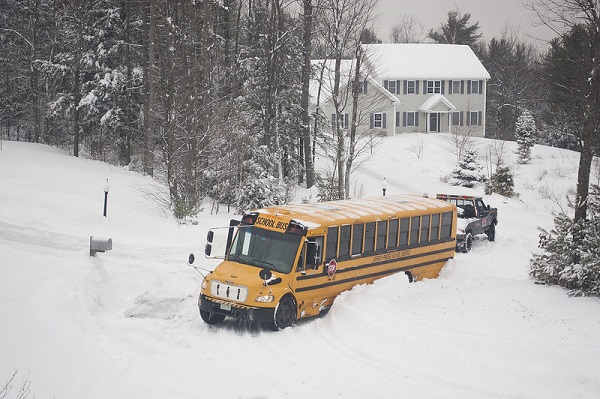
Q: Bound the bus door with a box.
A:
[293,236,326,317]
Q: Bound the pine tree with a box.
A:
[236,146,287,213]
[428,10,482,46]
[530,184,600,296]
[485,165,516,197]
[515,110,535,164]
[450,149,486,188]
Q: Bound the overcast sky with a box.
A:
[375,0,556,49]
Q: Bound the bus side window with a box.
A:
[388,219,399,249]
[431,213,441,241]
[441,212,453,239]
[410,216,420,245]
[376,220,387,250]
[420,215,430,243]
[399,217,410,247]
[339,225,351,257]
[325,226,338,262]
[352,224,364,255]
[364,222,376,253]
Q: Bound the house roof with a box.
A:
[419,94,457,112]
[310,59,401,107]
[363,43,491,80]
[309,59,355,104]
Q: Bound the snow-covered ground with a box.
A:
[1,134,599,398]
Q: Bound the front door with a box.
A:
[429,112,440,132]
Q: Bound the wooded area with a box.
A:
[1,0,598,220]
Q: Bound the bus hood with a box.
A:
[209,260,272,284]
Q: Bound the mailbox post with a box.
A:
[103,179,110,217]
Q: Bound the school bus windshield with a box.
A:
[227,226,303,274]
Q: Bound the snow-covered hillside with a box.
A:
[1,135,599,399]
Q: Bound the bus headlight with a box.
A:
[255,294,274,303]
[201,279,208,290]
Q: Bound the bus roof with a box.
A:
[253,194,456,230]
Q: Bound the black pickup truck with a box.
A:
[436,194,498,253]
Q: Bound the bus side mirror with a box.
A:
[205,230,214,257]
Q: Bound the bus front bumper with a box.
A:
[199,294,275,323]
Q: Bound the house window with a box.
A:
[385,80,399,94]
[358,81,368,94]
[451,111,462,126]
[452,80,461,94]
[427,80,441,94]
[373,112,385,129]
[470,80,480,94]
[406,80,416,94]
[404,111,417,127]
[332,113,349,129]
[468,111,481,126]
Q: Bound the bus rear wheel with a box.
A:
[200,308,226,325]
[270,295,296,331]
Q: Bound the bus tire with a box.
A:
[462,233,473,253]
[405,271,414,283]
[271,295,296,331]
[200,308,226,325]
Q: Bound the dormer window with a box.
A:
[451,80,461,94]
[385,80,399,94]
[426,80,441,94]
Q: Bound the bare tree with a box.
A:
[526,0,600,223]
[318,0,378,199]
[389,14,426,43]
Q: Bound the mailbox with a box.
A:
[90,236,112,256]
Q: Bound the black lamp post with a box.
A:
[103,179,110,217]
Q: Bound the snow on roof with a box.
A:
[363,43,491,80]
[309,59,356,104]
[309,59,401,106]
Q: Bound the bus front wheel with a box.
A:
[270,295,296,331]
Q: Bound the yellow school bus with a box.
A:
[193,194,457,330]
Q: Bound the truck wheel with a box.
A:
[200,308,225,325]
[487,223,496,242]
[270,295,296,331]
[462,233,473,253]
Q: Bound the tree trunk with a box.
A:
[143,0,157,176]
[345,44,362,198]
[333,56,345,199]
[300,0,315,188]
[73,2,83,157]
[574,52,600,223]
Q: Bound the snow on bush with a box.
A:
[485,165,516,197]
[516,110,536,164]
[450,148,486,188]
[530,184,600,296]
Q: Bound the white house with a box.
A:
[311,43,491,137]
